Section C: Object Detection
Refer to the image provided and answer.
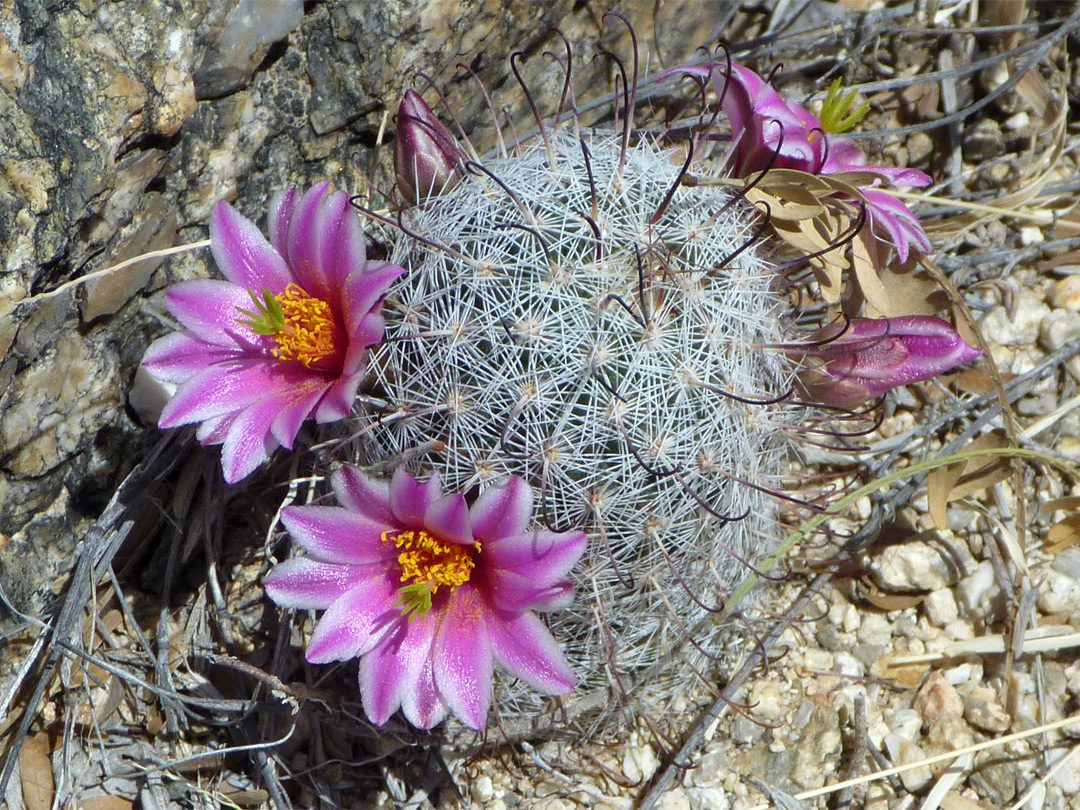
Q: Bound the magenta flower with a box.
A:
[796,316,984,409]
[141,183,405,483]
[394,90,464,203]
[264,466,586,730]
[661,61,933,263]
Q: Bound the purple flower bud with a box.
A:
[797,316,984,409]
[394,90,463,203]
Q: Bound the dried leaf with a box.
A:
[877,263,950,316]
[861,577,927,611]
[928,431,1013,530]
[77,797,136,810]
[852,227,894,316]
[1046,514,1080,556]
[18,732,54,810]
[745,187,821,221]
[1043,496,1080,512]
[953,368,1011,395]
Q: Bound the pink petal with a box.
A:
[158,359,316,429]
[423,493,474,546]
[432,585,493,729]
[269,378,332,448]
[280,505,397,565]
[313,368,362,424]
[267,187,299,258]
[470,476,533,544]
[210,201,293,292]
[305,571,400,663]
[283,183,333,300]
[264,557,374,610]
[164,279,271,350]
[219,399,280,483]
[487,610,575,694]
[863,188,931,263]
[316,190,368,295]
[332,466,395,524]
[359,613,447,728]
[389,469,444,529]
[341,264,404,338]
[196,412,236,445]
[485,568,577,613]
[483,528,586,583]
[344,310,387,377]
[141,331,243,383]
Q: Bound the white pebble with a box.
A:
[924,588,959,626]
[957,560,999,618]
[887,709,923,742]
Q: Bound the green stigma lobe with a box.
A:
[395,582,433,621]
[236,287,286,335]
[819,77,871,134]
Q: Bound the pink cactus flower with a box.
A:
[796,316,984,409]
[264,466,586,730]
[661,61,933,263]
[394,89,464,203]
[141,183,405,483]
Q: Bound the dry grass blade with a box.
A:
[927,429,1013,530]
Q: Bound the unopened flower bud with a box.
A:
[394,90,463,203]
[797,316,983,409]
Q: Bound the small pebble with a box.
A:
[887,708,923,742]
[1052,548,1080,579]
[945,619,976,641]
[964,687,1010,733]
[957,560,1000,619]
[841,603,861,633]
[915,671,964,729]
[1036,569,1080,618]
[980,292,1050,346]
[622,744,659,784]
[1041,310,1080,353]
[925,588,959,626]
[473,776,495,802]
[1050,276,1080,312]
[884,734,932,792]
[1020,225,1044,246]
[858,613,892,647]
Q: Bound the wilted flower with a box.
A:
[394,90,464,203]
[662,61,933,263]
[264,466,586,730]
[141,183,405,483]
[795,315,984,409]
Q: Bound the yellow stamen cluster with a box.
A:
[384,529,479,592]
[271,284,336,366]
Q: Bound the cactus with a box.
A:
[350,108,806,726]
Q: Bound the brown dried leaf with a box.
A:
[1043,496,1080,512]
[852,227,894,316]
[928,430,1013,530]
[76,797,135,810]
[1046,514,1080,556]
[745,186,821,222]
[18,732,54,810]
[877,263,950,316]
[860,576,927,611]
[952,368,1001,395]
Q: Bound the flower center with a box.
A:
[382,529,481,620]
[236,284,337,367]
